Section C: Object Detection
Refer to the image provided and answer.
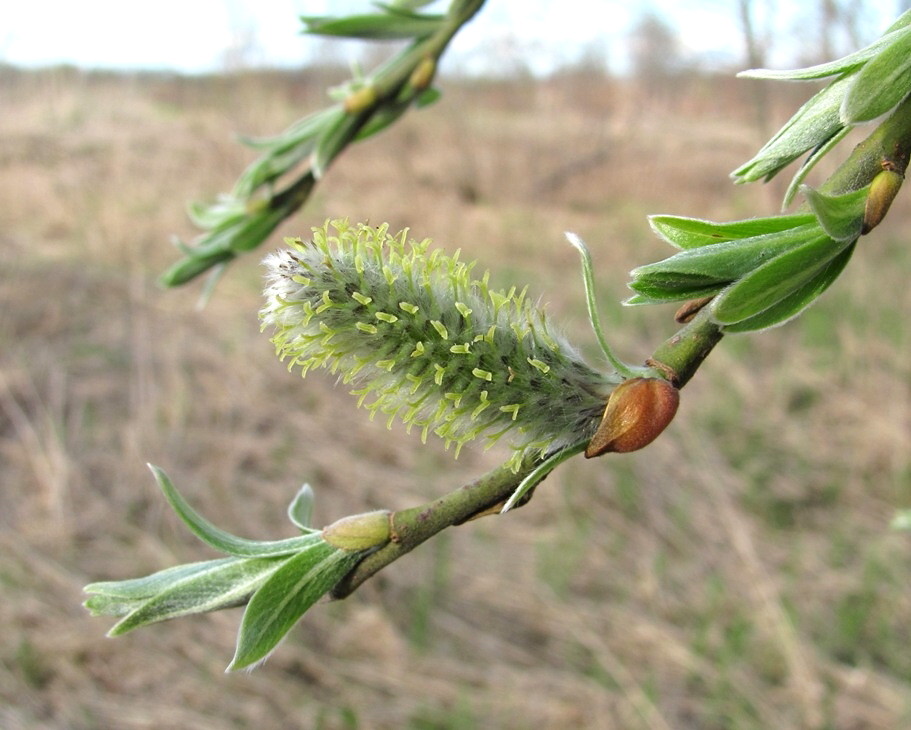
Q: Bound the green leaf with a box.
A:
[802,184,869,242]
[301,12,444,40]
[186,197,247,229]
[781,126,851,208]
[732,74,852,183]
[649,213,815,250]
[229,542,362,670]
[624,281,727,305]
[841,26,911,123]
[85,558,236,604]
[238,107,340,153]
[160,176,318,288]
[711,234,851,326]
[287,485,315,531]
[148,465,320,557]
[501,441,586,513]
[566,231,648,378]
[885,8,911,34]
[234,108,343,197]
[415,87,442,107]
[629,223,819,301]
[234,144,312,196]
[108,556,287,636]
[721,242,855,333]
[158,247,236,287]
[312,112,366,179]
[160,211,278,287]
[354,99,412,142]
[892,509,911,530]
[385,0,438,10]
[738,24,911,81]
[227,205,292,253]
[83,594,145,619]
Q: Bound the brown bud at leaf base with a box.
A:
[674,296,714,324]
[343,85,378,114]
[409,57,436,92]
[322,510,392,552]
[585,377,680,458]
[862,168,903,234]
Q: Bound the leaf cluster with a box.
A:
[160,0,484,290]
[626,184,868,332]
[733,10,911,203]
[627,11,911,333]
[84,467,368,670]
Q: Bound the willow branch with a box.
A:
[161,0,486,287]
[331,452,540,598]
[330,91,911,600]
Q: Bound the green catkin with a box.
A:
[261,220,620,470]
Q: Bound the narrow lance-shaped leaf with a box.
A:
[732,74,853,183]
[841,25,911,123]
[501,442,587,513]
[107,555,289,636]
[721,242,855,333]
[85,558,237,604]
[160,198,305,287]
[781,126,851,209]
[624,278,730,306]
[802,184,869,242]
[385,0,439,10]
[353,98,413,142]
[648,213,815,250]
[737,21,911,81]
[311,108,372,180]
[186,196,248,229]
[229,542,363,670]
[238,106,342,153]
[233,108,343,197]
[711,234,852,326]
[148,465,320,558]
[287,485,316,532]
[628,223,820,302]
[302,11,445,40]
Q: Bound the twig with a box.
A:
[331,92,911,599]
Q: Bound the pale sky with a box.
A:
[2,1,902,76]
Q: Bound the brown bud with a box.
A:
[343,85,378,114]
[585,377,680,458]
[862,167,903,234]
[674,296,714,324]
[409,56,436,91]
[322,510,392,552]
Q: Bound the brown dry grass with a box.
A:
[1,64,910,729]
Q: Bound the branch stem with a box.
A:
[331,451,539,598]
[330,90,911,601]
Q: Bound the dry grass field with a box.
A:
[1,63,910,729]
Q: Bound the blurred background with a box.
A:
[2,2,910,728]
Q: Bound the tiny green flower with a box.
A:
[262,220,620,469]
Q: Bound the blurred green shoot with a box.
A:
[160,0,485,292]
[732,9,911,205]
[629,11,911,334]
[84,466,385,671]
